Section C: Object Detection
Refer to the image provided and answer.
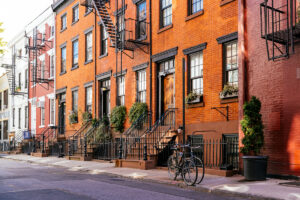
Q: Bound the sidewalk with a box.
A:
[0,154,299,200]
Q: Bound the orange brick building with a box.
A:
[52,0,239,168]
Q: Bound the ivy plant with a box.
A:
[110,106,126,133]
[240,96,264,155]
[129,102,148,124]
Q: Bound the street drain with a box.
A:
[279,181,300,188]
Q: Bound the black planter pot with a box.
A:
[243,156,268,181]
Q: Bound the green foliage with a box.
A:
[128,102,148,124]
[91,118,100,127]
[0,22,6,55]
[82,111,92,123]
[240,96,264,155]
[68,111,78,124]
[15,86,21,91]
[185,91,200,104]
[221,84,239,96]
[110,106,126,133]
[94,116,111,143]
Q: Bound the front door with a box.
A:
[101,90,110,118]
[163,74,175,111]
[58,102,65,134]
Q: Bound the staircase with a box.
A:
[32,127,56,157]
[121,108,178,167]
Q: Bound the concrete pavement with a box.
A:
[0,154,299,200]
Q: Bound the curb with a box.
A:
[0,155,283,200]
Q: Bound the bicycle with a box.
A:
[189,144,205,184]
[167,144,198,186]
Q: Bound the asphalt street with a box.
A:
[0,158,253,200]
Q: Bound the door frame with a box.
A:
[98,79,111,119]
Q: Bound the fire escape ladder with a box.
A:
[91,0,117,47]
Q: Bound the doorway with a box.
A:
[58,93,66,135]
[99,79,111,119]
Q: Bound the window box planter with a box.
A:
[186,95,203,104]
[69,112,78,124]
[219,91,238,99]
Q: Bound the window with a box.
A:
[18,49,22,58]
[49,99,55,125]
[41,106,45,126]
[85,32,93,62]
[12,108,15,127]
[189,0,203,15]
[72,5,79,23]
[50,55,54,77]
[42,33,45,44]
[18,108,21,129]
[100,25,108,56]
[189,52,203,95]
[85,86,92,113]
[85,6,92,14]
[72,90,78,113]
[137,70,146,103]
[61,46,66,73]
[18,73,21,88]
[51,26,55,37]
[137,1,147,39]
[159,59,174,72]
[41,60,45,79]
[161,0,172,27]
[3,121,8,140]
[224,41,238,87]
[117,76,125,106]
[0,92,2,110]
[25,106,28,129]
[72,39,79,67]
[61,14,67,31]
[117,14,125,32]
[25,69,28,88]
[3,90,8,109]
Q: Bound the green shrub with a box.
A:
[68,111,78,124]
[110,106,126,133]
[185,91,200,104]
[240,96,264,155]
[82,111,92,124]
[94,116,111,143]
[129,102,148,124]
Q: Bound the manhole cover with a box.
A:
[279,181,300,188]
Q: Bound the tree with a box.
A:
[0,22,6,55]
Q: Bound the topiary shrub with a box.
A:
[110,106,126,133]
[240,96,264,155]
[129,102,148,124]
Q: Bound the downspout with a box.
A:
[149,0,153,126]
[94,10,97,118]
[115,0,119,105]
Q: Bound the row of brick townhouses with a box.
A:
[1,0,299,177]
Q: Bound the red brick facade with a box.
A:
[239,0,300,176]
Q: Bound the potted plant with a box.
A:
[220,84,238,99]
[110,106,126,133]
[185,91,203,104]
[129,102,148,129]
[68,111,78,124]
[15,86,21,92]
[241,96,268,180]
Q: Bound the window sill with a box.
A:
[59,71,67,76]
[48,124,55,127]
[220,0,236,6]
[71,20,79,26]
[71,65,79,71]
[70,121,78,125]
[84,59,93,65]
[84,10,92,17]
[39,125,45,128]
[99,53,108,59]
[220,97,238,104]
[157,24,173,34]
[48,77,54,81]
[60,28,67,33]
[185,10,204,22]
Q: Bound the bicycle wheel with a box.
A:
[182,158,198,186]
[193,156,205,184]
[167,155,178,180]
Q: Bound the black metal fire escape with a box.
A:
[25,27,53,87]
[260,0,300,61]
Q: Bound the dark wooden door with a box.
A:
[163,74,175,111]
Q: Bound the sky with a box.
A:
[0,0,53,74]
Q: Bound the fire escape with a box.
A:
[25,27,53,87]
[80,0,150,58]
[260,0,300,61]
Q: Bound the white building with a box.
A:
[7,29,29,143]
[0,73,10,150]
